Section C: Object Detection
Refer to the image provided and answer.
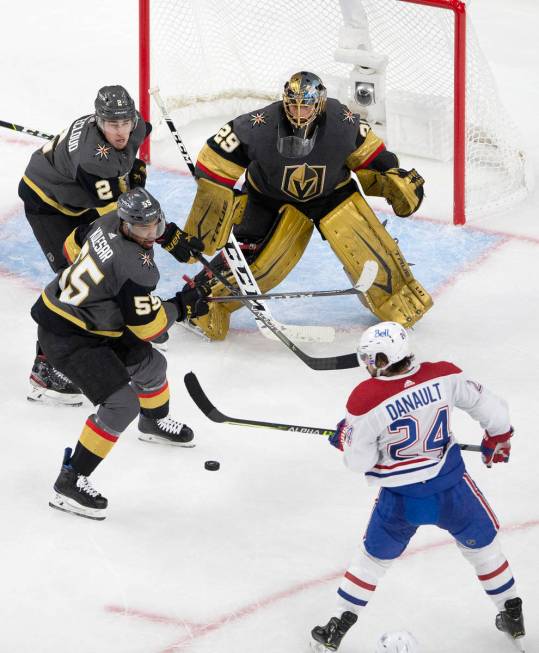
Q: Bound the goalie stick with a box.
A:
[207,260,378,303]
[192,251,361,370]
[149,86,335,344]
[184,371,482,451]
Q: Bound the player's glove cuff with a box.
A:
[157,222,205,263]
[481,427,513,467]
[329,419,347,451]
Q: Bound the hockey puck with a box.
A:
[204,460,220,471]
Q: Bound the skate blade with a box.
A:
[310,639,333,653]
[138,432,196,447]
[49,493,106,521]
[504,633,526,652]
[28,385,83,407]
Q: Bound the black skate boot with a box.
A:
[310,611,358,652]
[496,597,525,645]
[49,448,108,520]
[28,354,83,406]
[138,414,195,447]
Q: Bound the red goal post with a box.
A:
[138,0,530,226]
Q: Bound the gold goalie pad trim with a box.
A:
[183,178,247,256]
[356,168,424,218]
[192,205,314,340]
[319,192,432,327]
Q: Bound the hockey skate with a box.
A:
[138,414,195,447]
[496,597,526,652]
[310,611,358,652]
[28,354,83,407]
[49,448,108,520]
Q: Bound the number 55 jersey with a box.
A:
[31,211,177,342]
[340,362,511,492]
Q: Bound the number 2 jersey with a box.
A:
[341,361,511,496]
[30,211,177,342]
[19,114,150,218]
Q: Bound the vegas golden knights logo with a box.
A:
[282,164,326,201]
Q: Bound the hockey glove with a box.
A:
[481,427,513,467]
[329,419,347,451]
[157,222,205,263]
[167,285,210,322]
[129,158,147,188]
[359,168,424,217]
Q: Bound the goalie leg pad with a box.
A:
[192,205,314,340]
[319,192,432,327]
[183,178,247,256]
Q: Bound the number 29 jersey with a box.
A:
[341,361,511,490]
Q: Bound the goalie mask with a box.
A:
[278,71,327,158]
[357,322,412,373]
[375,631,419,653]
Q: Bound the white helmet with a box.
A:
[375,631,419,653]
[357,322,412,371]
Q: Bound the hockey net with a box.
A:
[140,0,531,224]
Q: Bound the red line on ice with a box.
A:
[104,518,539,652]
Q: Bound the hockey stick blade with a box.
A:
[194,252,358,370]
[184,373,483,451]
[355,260,378,293]
[184,372,335,435]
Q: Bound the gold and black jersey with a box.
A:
[195,98,395,203]
[19,114,150,217]
[31,212,176,341]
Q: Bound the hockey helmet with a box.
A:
[357,322,412,371]
[283,71,327,129]
[95,85,137,127]
[375,631,419,653]
[117,188,165,241]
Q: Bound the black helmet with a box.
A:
[282,71,327,130]
[117,188,166,240]
[95,85,137,123]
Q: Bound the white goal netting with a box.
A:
[147,0,532,219]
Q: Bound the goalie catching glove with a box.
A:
[166,284,210,322]
[157,222,204,263]
[357,167,425,218]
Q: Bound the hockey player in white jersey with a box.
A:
[310,322,525,652]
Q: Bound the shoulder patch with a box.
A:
[249,111,267,127]
[342,107,356,124]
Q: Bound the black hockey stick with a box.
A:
[0,119,54,140]
[184,372,482,451]
[191,252,360,370]
[184,372,335,435]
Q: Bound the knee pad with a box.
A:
[183,176,247,255]
[457,536,504,574]
[192,205,314,340]
[319,192,432,327]
[96,383,140,433]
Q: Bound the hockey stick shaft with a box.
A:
[192,252,359,370]
[149,88,196,175]
[184,372,481,450]
[0,119,54,140]
[207,286,367,302]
